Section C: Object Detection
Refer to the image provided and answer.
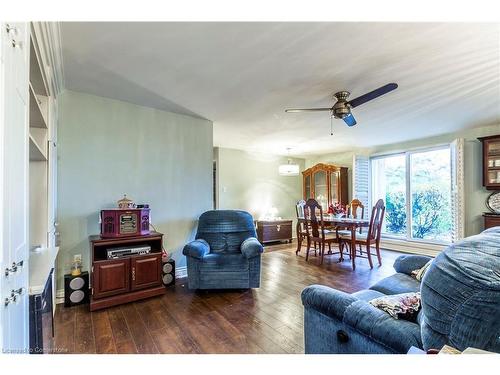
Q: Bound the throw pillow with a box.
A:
[369,292,421,321]
[411,260,433,281]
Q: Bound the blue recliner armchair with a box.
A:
[301,227,500,354]
[183,210,264,290]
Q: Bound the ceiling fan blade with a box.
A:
[348,83,398,108]
[285,108,331,113]
[343,113,357,127]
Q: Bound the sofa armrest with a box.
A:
[182,239,210,259]
[393,255,433,276]
[342,300,423,352]
[302,285,423,353]
[301,285,358,320]
[241,237,264,259]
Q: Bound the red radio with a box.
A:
[100,208,150,238]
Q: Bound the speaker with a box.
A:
[162,258,175,287]
[64,271,89,307]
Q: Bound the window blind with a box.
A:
[352,155,371,218]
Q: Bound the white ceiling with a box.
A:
[60,22,500,156]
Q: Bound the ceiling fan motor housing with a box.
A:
[332,91,351,119]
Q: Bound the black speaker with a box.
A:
[162,258,175,287]
[64,271,89,307]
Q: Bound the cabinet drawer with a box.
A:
[93,258,130,299]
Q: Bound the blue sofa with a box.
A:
[182,210,264,290]
[301,227,500,354]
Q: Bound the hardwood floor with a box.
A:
[54,243,403,354]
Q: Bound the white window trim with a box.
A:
[370,143,456,246]
[380,238,445,257]
[451,138,465,241]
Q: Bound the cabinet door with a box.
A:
[313,170,328,210]
[93,259,130,299]
[1,22,30,352]
[130,253,162,291]
[304,174,311,199]
[484,139,500,189]
[330,171,340,204]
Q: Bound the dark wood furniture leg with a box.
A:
[366,241,374,269]
[305,236,311,261]
[295,221,302,255]
[320,242,325,265]
[376,241,382,266]
[350,227,356,270]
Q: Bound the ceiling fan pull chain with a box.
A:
[330,114,333,136]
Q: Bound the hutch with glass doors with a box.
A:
[479,135,500,189]
[479,135,500,230]
[302,163,348,210]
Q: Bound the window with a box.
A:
[371,146,453,244]
[372,154,407,238]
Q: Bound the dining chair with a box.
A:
[295,200,311,255]
[347,199,365,222]
[303,198,341,264]
[339,199,385,268]
[337,198,365,256]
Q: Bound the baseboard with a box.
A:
[55,289,64,305]
[55,266,188,305]
[380,239,444,257]
[175,265,187,279]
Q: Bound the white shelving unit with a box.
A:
[29,83,48,129]
[29,135,47,161]
[28,29,50,251]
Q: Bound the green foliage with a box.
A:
[385,191,406,234]
[386,188,452,240]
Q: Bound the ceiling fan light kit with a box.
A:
[285,83,398,129]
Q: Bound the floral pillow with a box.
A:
[369,292,421,321]
[411,260,433,281]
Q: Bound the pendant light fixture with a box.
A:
[278,148,299,176]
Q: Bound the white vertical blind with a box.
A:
[451,138,465,242]
[352,155,371,218]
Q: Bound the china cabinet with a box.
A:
[302,163,348,210]
[479,135,500,190]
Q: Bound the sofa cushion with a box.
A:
[352,289,385,302]
[370,273,420,295]
[199,253,249,272]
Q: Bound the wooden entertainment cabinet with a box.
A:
[89,232,165,311]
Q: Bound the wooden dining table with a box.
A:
[296,216,370,270]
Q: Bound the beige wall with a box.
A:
[56,90,213,289]
[215,147,305,235]
[306,123,500,237]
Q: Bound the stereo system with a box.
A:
[64,271,89,307]
[162,258,175,287]
[100,208,150,238]
[107,245,151,259]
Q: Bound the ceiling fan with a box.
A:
[285,83,398,127]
